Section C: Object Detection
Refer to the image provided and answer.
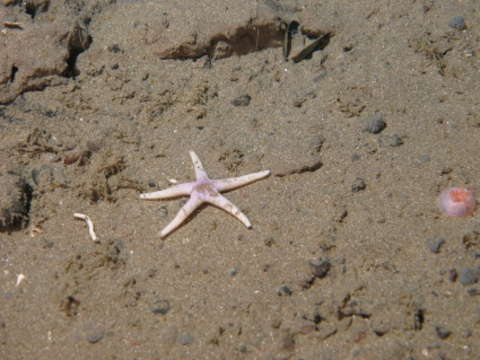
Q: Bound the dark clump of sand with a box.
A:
[1,0,480,359]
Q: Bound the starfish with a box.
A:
[140,151,271,238]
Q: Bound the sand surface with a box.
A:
[1,0,480,359]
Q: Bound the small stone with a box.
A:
[449,16,466,31]
[426,238,445,254]
[418,154,431,163]
[309,258,331,279]
[459,267,480,286]
[178,333,194,345]
[352,177,366,192]
[448,268,458,282]
[467,288,480,296]
[227,268,238,277]
[277,285,293,296]
[84,323,105,344]
[435,325,451,339]
[231,94,251,107]
[363,113,386,134]
[151,299,171,315]
[378,134,403,147]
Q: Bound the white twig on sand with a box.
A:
[74,213,98,242]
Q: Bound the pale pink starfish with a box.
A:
[140,151,271,238]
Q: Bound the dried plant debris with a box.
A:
[15,128,62,158]
[82,154,127,203]
[0,172,32,232]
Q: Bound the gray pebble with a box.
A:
[426,238,445,254]
[449,16,466,30]
[277,285,293,296]
[459,267,480,286]
[178,333,194,345]
[351,177,366,192]
[363,113,386,134]
[84,323,105,344]
[378,134,403,147]
[86,331,104,344]
[435,325,451,339]
[467,287,480,296]
[417,154,431,163]
[151,299,171,315]
[227,267,238,277]
[309,258,331,279]
[231,94,251,107]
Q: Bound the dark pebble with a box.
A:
[178,333,194,345]
[459,267,480,286]
[467,288,480,296]
[435,325,451,339]
[351,177,366,192]
[277,285,293,296]
[448,268,458,282]
[309,258,331,279]
[449,16,466,30]
[363,113,386,134]
[227,268,238,277]
[426,238,445,254]
[231,94,251,107]
[151,299,171,315]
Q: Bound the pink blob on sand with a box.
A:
[438,187,476,217]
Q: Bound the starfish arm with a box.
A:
[189,151,208,180]
[206,194,252,228]
[160,196,203,238]
[212,170,271,192]
[140,182,195,200]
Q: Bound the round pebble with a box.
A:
[364,113,386,134]
[277,285,293,296]
[426,238,445,254]
[435,325,451,339]
[449,16,466,30]
[352,177,366,192]
[151,299,171,315]
[459,267,480,286]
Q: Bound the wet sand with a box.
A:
[1,1,479,359]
